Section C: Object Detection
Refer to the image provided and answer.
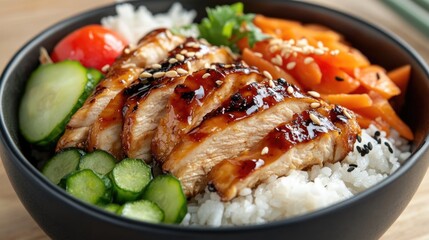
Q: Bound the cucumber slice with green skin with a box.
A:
[87,68,103,87]
[100,203,121,214]
[78,150,116,175]
[42,149,82,184]
[142,175,187,223]
[65,169,106,204]
[110,158,152,203]
[19,60,99,146]
[119,200,164,223]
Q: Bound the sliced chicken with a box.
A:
[122,40,235,161]
[152,63,265,163]
[87,92,126,159]
[56,29,184,151]
[209,105,360,201]
[162,79,321,196]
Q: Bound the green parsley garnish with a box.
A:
[197,2,269,52]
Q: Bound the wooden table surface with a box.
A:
[0,0,428,239]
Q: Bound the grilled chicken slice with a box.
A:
[122,39,234,160]
[56,29,184,151]
[87,92,126,159]
[152,63,265,162]
[162,79,321,196]
[209,105,360,201]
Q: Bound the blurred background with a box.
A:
[0,0,427,239]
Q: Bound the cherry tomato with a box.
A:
[51,25,127,71]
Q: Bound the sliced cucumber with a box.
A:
[19,60,99,146]
[142,175,187,223]
[79,150,116,175]
[87,68,103,87]
[110,158,152,203]
[42,148,82,184]
[65,169,106,204]
[101,203,121,214]
[119,200,164,223]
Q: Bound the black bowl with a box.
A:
[1,1,429,239]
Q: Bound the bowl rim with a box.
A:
[1,0,429,233]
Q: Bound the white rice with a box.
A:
[101,3,196,45]
[101,5,412,227]
[181,126,411,226]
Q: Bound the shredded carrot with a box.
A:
[321,93,372,109]
[312,63,360,94]
[356,65,401,99]
[387,65,411,111]
[354,92,413,140]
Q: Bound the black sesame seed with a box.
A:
[368,142,373,150]
[377,138,382,144]
[207,183,216,192]
[335,76,344,81]
[356,135,362,143]
[384,142,393,153]
[347,167,355,172]
[277,78,287,85]
[356,146,362,153]
[349,164,358,167]
[374,131,381,137]
[376,72,380,80]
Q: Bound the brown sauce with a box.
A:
[236,107,346,179]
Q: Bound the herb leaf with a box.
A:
[197,2,269,52]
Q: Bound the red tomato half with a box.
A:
[51,25,127,71]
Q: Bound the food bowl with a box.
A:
[1,0,429,239]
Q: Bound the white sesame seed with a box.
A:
[101,64,110,72]
[204,63,211,68]
[153,72,165,78]
[121,63,136,69]
[176,54,185,61]
[269,38,283,45]
[177,68,188,75]
[139,71,152,78]
[124,48,131,54]
[275,66,281,72]
[202,73,211,79]
[215,80,223,86]
[287,86,294,94]
[343,109,352,119]
[187,61,192,70]
[271,55,283,66]
[308,91,321,98]
[317,41,324,48]
[269,45,279,53]
[186,52,195,57]
[254,52,263,58]
[268,80,276,88]
[169,58,178,64]
[310,102,321,108]
[310,113,322,125]
[195,52,203,58]
[263,70,273,80]
[185,42,195,47]
[210,64,217,69]
[330,49,340,56]
[286,62,296,70]
[292,52,298,57]
[151,63,162,69]
[304,57,314,64]
[180,49,188,54]
[314,49,325,55]
[165,70,179,78]
[261,146,269,155]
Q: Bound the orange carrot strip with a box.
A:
[321,93,372,109]
[312,63,360,94]
[387,65,411,94]
[387,64,411,111]
[354,92,413,140]
[356,65,401,99]
[242,48,302,89]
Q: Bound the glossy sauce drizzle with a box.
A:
[188,79,304,141]
[170,63,259,124]
[236,107,346,179]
